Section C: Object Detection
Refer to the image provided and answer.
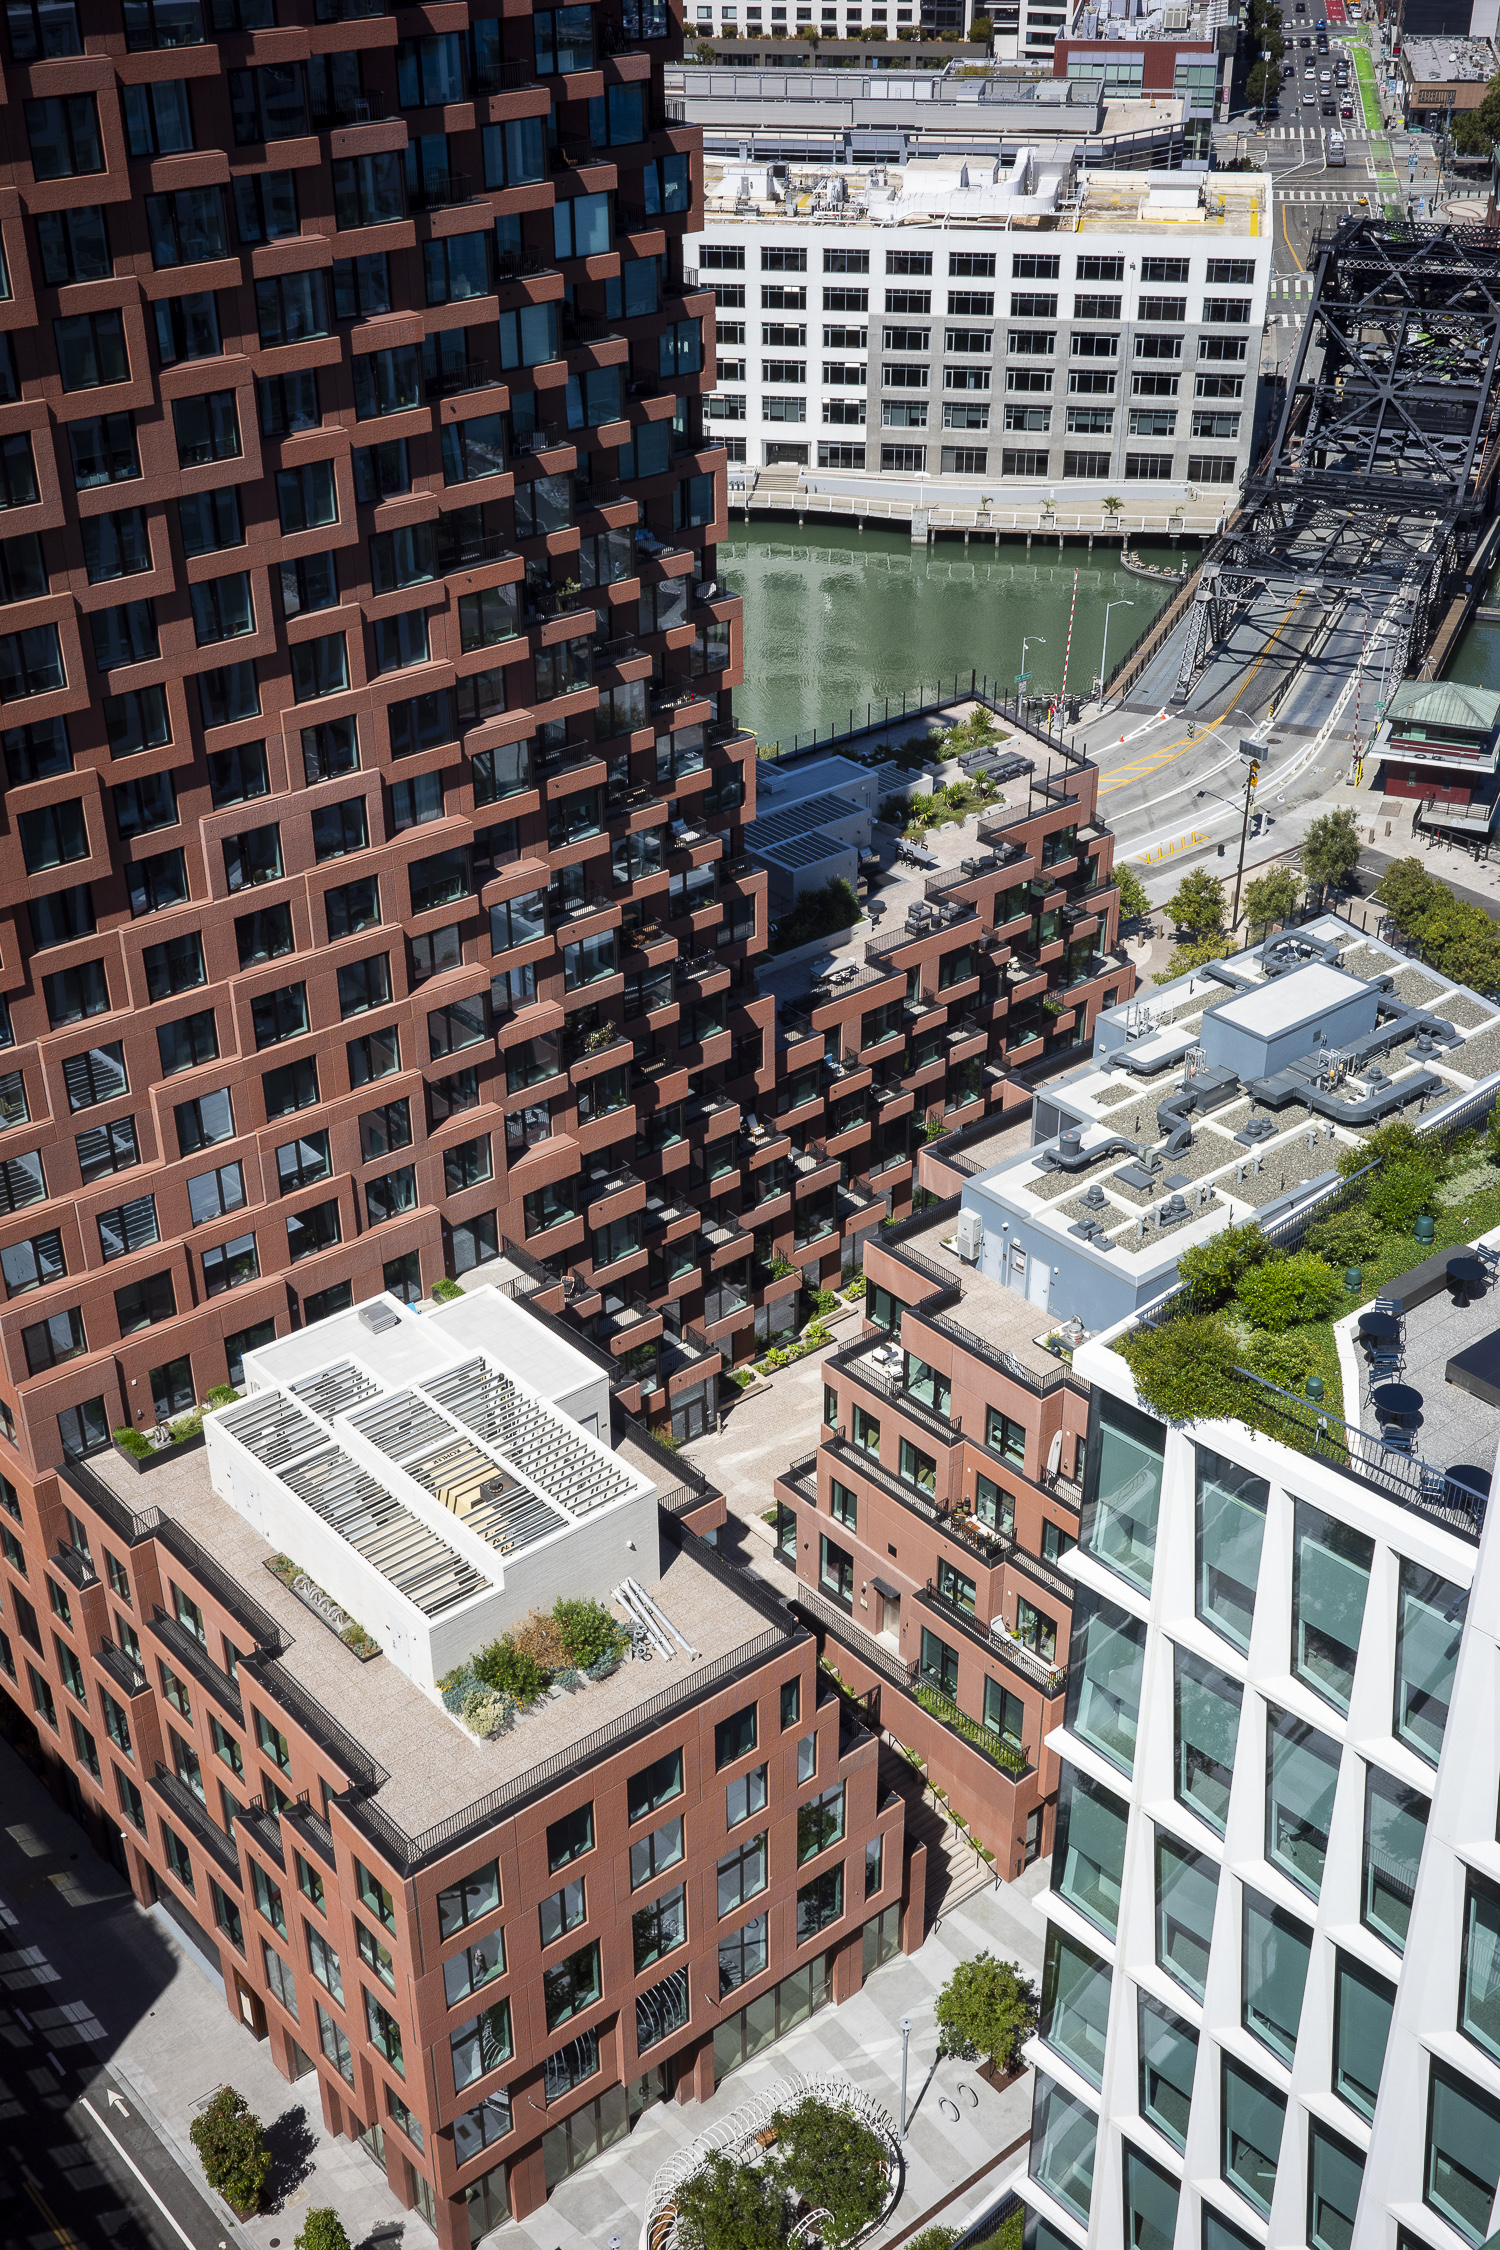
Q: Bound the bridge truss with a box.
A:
[1173,218,1500,701]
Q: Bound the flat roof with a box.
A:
[879,1207,1063,1374]
[1212,960,1365,1036]
[83,1442,781,1842]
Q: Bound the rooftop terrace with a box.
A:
[77,1398,786,1862]
[961,920,1500,1333]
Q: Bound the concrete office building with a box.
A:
[0,0,771,1489]
[0,1281,912,2244]
[671,63,1198,173]
[1023,1228,1500,2250]
[694,156,1269,498]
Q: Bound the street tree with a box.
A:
[1165,866,1227,938]
[934,1952,1039,2075]
[1299,809,1362,902]
[1116,863,1151,923]
[1243,866,1300,936]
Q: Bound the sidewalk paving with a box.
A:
[504,1859,1048,2250]
[0,1736,403,2250]
[3,1696,1045,2250]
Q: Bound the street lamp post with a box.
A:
[899,2017,912,2142]
[1097,601,1134,709]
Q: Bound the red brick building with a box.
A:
[0,0,759,1485]
[0,1283,913,2246]
[772,752,1132,1875]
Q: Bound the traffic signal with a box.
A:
[1247,759,1261,790]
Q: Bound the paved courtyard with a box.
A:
[2,1695,1044,2250]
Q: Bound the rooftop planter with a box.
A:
[440,1597,628,1740]
[112,1388,236,1474]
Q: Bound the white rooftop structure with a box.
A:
[205,1288,657,1693]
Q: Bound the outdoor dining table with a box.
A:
[1372,1383,1423,1429]
[1358,1310,1401,1347]
[1447,1254,1486,1307]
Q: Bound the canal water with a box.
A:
[720,522,1183,751]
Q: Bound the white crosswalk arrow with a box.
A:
[107,2090,128,2115]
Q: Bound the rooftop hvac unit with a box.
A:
[359,1300,401,1333]
[956,1208,984,1263]
[1162,3,1190,25]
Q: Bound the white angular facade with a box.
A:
[1023,1319,1500,2250]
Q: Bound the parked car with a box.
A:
[1341,98,1354,114]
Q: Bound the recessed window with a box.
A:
[1242,1886,1311,2066]
[1039,1923,1109,2088]
[1221,2052,1286,2219]
[1266,1705,1339,1900]
[1363,1764,1427,1952]
[1154,1827,1217,2001]
[1333,1948,1394,2121]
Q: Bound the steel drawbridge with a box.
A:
[1174,218,1500,702]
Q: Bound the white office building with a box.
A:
[1024,1234,1500,2248]
[692,155,1269,501]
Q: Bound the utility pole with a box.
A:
[1231,744,1261,929]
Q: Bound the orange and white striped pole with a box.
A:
[1060,570,1078,703]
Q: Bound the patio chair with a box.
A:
[1381,1426,1415,1457]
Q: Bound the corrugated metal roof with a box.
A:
[1387,679,1500,732]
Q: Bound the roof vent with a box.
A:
[359,1301,401,1334]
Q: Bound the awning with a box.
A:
[872,1578,902,1602]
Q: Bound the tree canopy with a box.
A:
[1164,866,1227,938]
[1300,808,1362,899]
[933,1953,1039,2074]
[1243,866,1300,935]
[1375,857,1500,993]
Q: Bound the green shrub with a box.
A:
[770,876,860,955]
[810,1287,841,1317]
[205,1384,238,1407]
[1234,1252,1346,1332]
[1115,1312,1248,1423]
[1176,1220,1272,1312]
[1303,1207,1384,1268]
[461,1686,514,1736]
[439,1666,479,1714]
[1366,1162,1439,1232]
[113,1426,152,1458]
[189,2088,272,2216]
[843,1274,866,1298]
[552,1597,624,1671]
[296,2212,352,2250]
[934,1952,1040,2076]
[770,2095,891,2248]
[432,1276,464,1302]
[168,1408,205,1444]
[472,1637,549,1704]
[1244,1329,1322,1389]
[675,2152,790,2250]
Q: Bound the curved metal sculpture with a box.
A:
[642,2073,901,2250]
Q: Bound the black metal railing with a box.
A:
[145,1607,244,1721]
[150,1766,242,1884]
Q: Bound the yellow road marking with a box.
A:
[25,2176,81,2250]
[1098,593,1305,794]
[1282,197,1306,273]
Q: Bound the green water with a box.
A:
[1447,559,1500,690]
[720,523,1181,751]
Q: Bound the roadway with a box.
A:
[0,1760,242,2250]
